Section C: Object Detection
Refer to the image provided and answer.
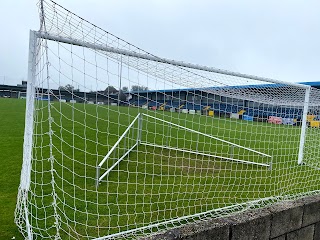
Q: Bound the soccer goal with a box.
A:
[16,0,320,239]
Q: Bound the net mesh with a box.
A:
[15,0,320,239]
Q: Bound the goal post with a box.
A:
[298,86,311,165]
[15,1,320,239]
[15,30,37,240]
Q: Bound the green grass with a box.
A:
[0,99,26,239]
[1,98,320,239]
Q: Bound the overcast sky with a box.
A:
[1,0,320,86]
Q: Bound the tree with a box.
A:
[121,86,129,92]
[58,84,79,92]
[131,85,148,92]
[104,86,118,94]
[118,90,127,103]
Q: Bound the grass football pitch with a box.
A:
[1,98,320,239]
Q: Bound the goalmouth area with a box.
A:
[15,0,320,239]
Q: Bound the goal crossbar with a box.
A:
[96,113,272,186]
[36,31,308,89]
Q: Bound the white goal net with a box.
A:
[16,0,320,239]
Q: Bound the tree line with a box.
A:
[58,84,148,93]
[104,85,148,93]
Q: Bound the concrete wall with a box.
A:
[141,194,320,240]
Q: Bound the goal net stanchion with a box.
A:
[96,112,272,186]
[96,113,141,187]
[15,0,320,239]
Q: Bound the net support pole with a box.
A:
[20,30,37,240]
[95,166,101,188]
[298,86,311,165]
[137,113,143,144]
[229,145,234,159]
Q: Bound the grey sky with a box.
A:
[1,0,320,86]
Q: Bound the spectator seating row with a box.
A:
[130,100,305,119]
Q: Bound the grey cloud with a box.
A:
[1,0,320,85]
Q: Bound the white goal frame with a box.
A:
[18,28,313,240]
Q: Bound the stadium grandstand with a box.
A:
[128,81,320,122]
[0,81,119,104]
[2,81,320,124]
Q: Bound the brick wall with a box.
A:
[141,194,320,240]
